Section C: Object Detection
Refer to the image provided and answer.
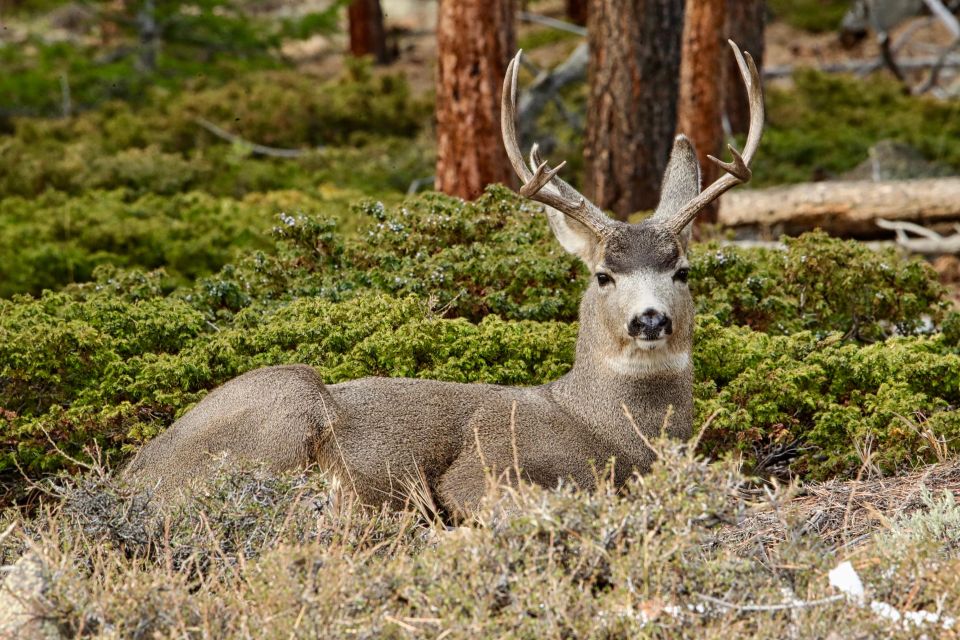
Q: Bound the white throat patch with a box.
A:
[605,348,691,377]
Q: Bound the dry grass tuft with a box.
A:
[2,445,960,638]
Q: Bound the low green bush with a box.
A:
[767,0,850,32]
[758,70,960,186]
[228,187,946,334]
[3,284,958,491]
[0,189,294,297]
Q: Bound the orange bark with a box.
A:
[435,0,516,200]
[677,0,726,223]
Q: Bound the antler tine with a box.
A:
[501,50,612,239]
[664,40,765,235]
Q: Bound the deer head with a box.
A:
[502,41,764,374]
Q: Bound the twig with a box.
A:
[922,0,960,38]
[517,12,588,37]
[877,218,960,254]
[407,175,435,195]
[695,592,844,612]
[193,117,318,158]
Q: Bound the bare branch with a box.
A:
[193,117,320,158]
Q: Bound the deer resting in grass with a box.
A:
[126,42,764,519]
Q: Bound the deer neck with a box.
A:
[549,311,694,442]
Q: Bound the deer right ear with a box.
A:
[545,206,601,270]
[652,135,701,248]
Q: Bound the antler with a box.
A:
[501,50,613,240]
[662,40,765,235]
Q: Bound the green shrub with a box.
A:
[758,70,960,186]
[229,187,946,334]
[0,189,295,296]
[3,285,958,490]
[767,0,850,32]
[691,231,946,340]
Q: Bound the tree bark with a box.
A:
[585,0,686,220]
[677,0,726,223]
[566,0,588,25]
[718,178,960,238]
[724,0,765,135]
[435,0,516,200]
[348,0,389,65]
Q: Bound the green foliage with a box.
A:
[757,70,960,185]
[0,0,347,117]
[230,188,946,334]
[691,231,947,340]
[0,65,432,200]
[0,189,298,297]
[695,319,960,479]
[2,276,958,488]
[768,0,851,32]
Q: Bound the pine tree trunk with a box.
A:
[677,0,726,223]
[724,0,765,135]
[566,0,588,25]
[435,0,516,201]
[585,0,686,220]
[348,0,389,65]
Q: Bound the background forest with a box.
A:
[3,0,960,637]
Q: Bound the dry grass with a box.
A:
[2,444,960,638]
[721,458,960,554]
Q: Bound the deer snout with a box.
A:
[628,308,672,340]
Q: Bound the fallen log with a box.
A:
[718,177,960,238]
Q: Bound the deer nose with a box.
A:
[628,308,672,339]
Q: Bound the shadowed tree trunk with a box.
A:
[677,0,726,223]
[585,0,686,220]
[348,0,389,64]
[435,0,516,200]
[566,0,588,25]
[724,0,765,135]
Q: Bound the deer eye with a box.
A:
[596,273,613,287]
[673,268,689,283]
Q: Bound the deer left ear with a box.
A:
[653,135,701,249]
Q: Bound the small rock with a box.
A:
[0,553,62,640]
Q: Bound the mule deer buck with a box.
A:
[126,42,764,519]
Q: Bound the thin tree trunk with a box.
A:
[677,0,726,223]
[136,0,158,73]
[435,0,516,200]
[724,0,765,135]
[566,0,588,25]
[348,0,389,64]
[585,0,686,220]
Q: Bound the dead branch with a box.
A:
[518,42,588,137]
[719,178,960,238]
[193,117,319,158]
[876,218,960,253]
[516,12,588,37]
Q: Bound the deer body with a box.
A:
[125,43,763,517]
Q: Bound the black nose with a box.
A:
[628,308,672,339]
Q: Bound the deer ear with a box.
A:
[545,206,601,270]
[653,135,701,248]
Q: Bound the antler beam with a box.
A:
[501,50,613,240]
[663,40,765,235]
